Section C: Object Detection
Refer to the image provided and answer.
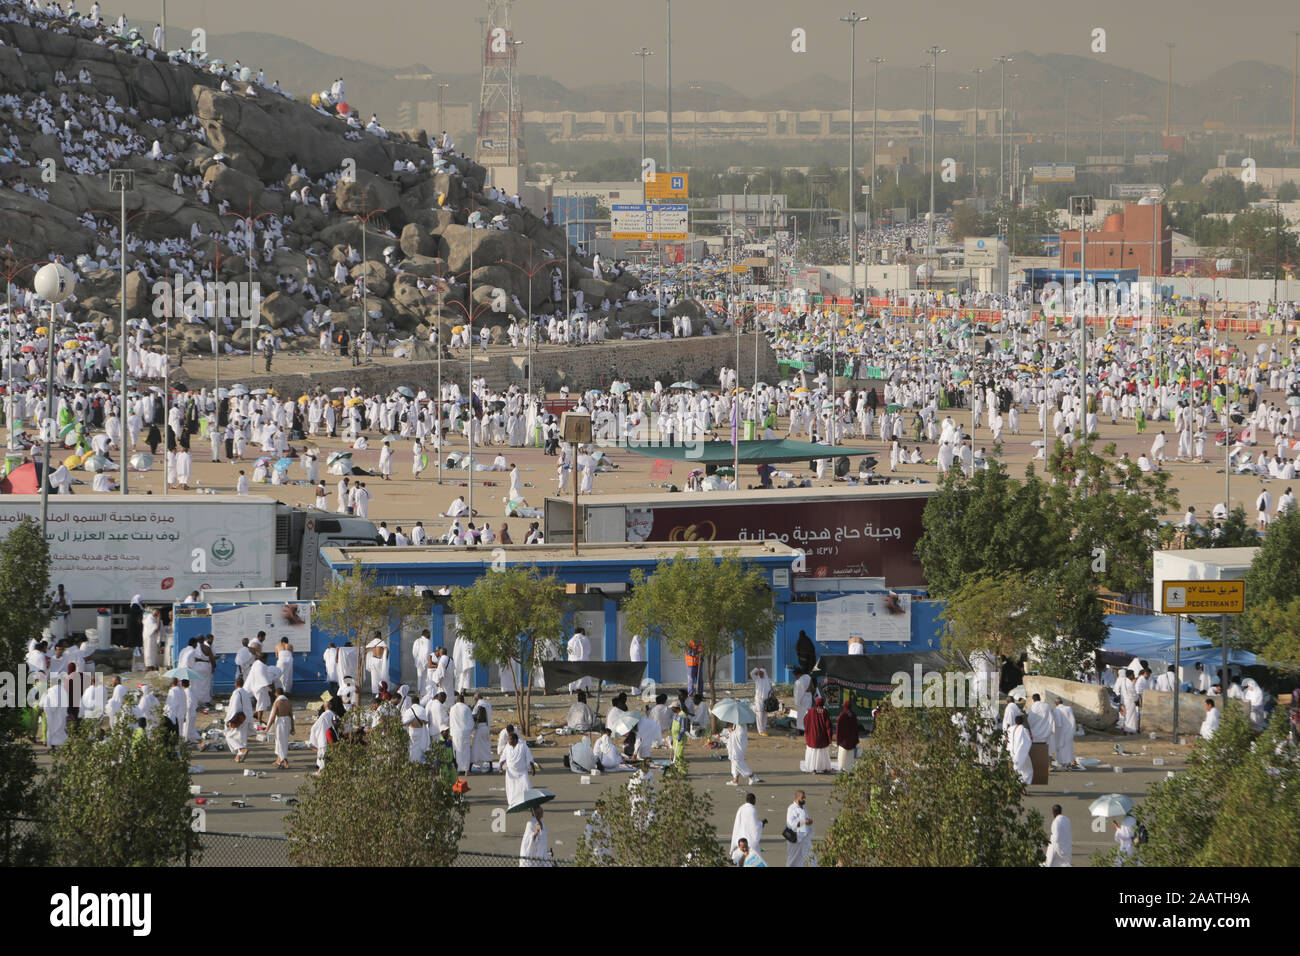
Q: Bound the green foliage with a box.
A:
[940,570,1037,661]
[0,518,51,862]
[622,547,777,703]
[917,464,1058,598]
[1200,506,1261,548]
[1279,181,1299,203]
[285,714,465,866]
[1095,706,1300,866]
[1241,509,1300,652]
[575,759,728,867]
[314,561,427,689]
[40,719,194,866]
[1205,175,1247,213]
[1244,597,1300,670]
[1029,561,1109,680]
[451,567,570,735]
[819,703,1046,866]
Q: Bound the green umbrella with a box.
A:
[506,788,556,814]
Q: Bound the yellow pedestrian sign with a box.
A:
[644,172,688,201]
[1160,580,1245,615]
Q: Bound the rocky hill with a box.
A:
[0,8,663,356]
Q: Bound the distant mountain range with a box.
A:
[208,33,1300,137]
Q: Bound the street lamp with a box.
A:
[926,46,946,259]
[1064,74,1076,163]
[634,48,655,204]
[971,67,983,204]
[870,56,885,266]
[35,262,76,540]
[840,12,868,313]
[994,56,1013,202]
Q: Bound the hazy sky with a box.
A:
[124,0,1297,89]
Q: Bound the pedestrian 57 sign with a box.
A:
[1161,580,1245,615]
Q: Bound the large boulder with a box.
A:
[440,225,539,277]
[399,222,436,258]
[1138,690,1250,737]
[334,171,400,215]
[203,163,264,211]
[1024,676,1117,731]
[259,291,301,330]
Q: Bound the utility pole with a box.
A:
[871,56,885,267]
[840,12,868,311]
[1165,42,1175,139]
[995,56,1013,203]
[927,46,945,259]
[971,67,983,204]
[634,48,654,205]
[665,0,672,176]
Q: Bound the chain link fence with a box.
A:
[3,819,569,866]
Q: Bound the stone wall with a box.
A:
[182,336,780,396]
[505,334,781,391]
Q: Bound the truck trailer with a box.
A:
[0,495,376,639]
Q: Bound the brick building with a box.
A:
[1059,201,1171,276]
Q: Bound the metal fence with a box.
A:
[2,819,569,866]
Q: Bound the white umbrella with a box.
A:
[1088,793,1135,818]
[163,667,201,681]
[713,697,756,725]
[609,711,641,736]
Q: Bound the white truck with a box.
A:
[0,495,377,637]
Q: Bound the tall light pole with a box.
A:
[971,67,983,204]
[1064,74,1075,163]
[1164,42,1175,139]
[34,262,76,540]
[926,46,945,258]
[1099,78,1107,157]
[995,56,1013,203]
[665,0,672,176]
[840,12,868,311]
[870,56,885,267]
[689,82,702,164]
[438,82,450,134]
[1292,31,1299,147]
[635,48,654,204]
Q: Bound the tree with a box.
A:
[313,560,427,697]
[1201,506,1260,548]
[0,517,51,863]
[575,759,728,866]
[948,203,982,242]
[1027,561,1109,680]
[939,570,1038,662]
[820,703,1046,866]
[1240,509,1300,652]
[451,566,569,735]
[40,719,194,866]
[1245,597,1300,669]
[1095,706,1300,866]
[1205,175,1247,213]
[622,547,777,704]
[285,713,465,866]
[1279,180,1299,203]
[917,464,1058,598]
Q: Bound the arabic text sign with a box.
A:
[648,203,689,241]
[0,501,274,604]
[644,172,688,201]
[611,204,652,240]
[1161,580,1245,615]
[629,496,928,584]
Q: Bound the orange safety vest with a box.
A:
[685,642,702,668]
